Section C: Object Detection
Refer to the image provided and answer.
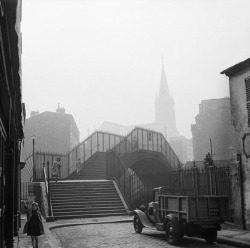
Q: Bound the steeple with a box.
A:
[158,63,171,100]
[155,61,178,138]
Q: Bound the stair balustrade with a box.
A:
[43,161,53,220]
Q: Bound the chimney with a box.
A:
[56,103,65,114]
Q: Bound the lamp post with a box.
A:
[31,135,36,181]
[228,146,234,159]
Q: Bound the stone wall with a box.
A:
[228,67,250,229]
[27,182,47,219]
[192,98,237,161]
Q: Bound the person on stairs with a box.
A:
[52,157,61,182]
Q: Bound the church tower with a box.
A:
[155,63,178,138]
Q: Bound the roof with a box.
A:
[221,58,250,77]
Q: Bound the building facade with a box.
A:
[0,0,24,247]
[22,107,80,159]
[169,136,193,163]
[221,58,250,230]
[191,98,237,161]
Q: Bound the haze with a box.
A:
[22,0,250,140]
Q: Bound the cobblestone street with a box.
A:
[52,223,234,248]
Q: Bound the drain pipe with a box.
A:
[237,154,246,230]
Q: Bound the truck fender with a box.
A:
[163,214,181,233]
[133,210,153,228]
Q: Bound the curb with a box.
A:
[217,236,250,248]
[49,219,133,231]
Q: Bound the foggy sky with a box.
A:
[22,0,250,140]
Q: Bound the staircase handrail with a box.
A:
[113,126,182,169]
[79,144,100,164]
[112,148,132,208]
[43,163,48,196]
[43,161,53,218]
[113,147,129,171]
[69,130,124,155]
[67,144,101,178]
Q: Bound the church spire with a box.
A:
[159,62,171,99]
[155,60,178,138]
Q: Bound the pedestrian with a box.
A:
[23,201,44,248]
[52,157,61,181]
[76,158,82,176]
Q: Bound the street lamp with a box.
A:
[228,146,234,159]
[31,134,36,181]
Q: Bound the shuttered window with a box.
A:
[245,77,250,126]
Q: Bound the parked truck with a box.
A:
[133,186,229,245]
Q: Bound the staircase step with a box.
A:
[53,206,125,212]
[54,212,126,220]
[51,198,122,204]
[51,197,121,202]
[52,202,124,208]
[49,152,127,220]
[53,208,126,216]
[50,187,116,191]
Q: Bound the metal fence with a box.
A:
[107,149,232,210]
[25,131,124,181]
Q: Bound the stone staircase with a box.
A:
[68,152,106,180]
[50,180,127,220]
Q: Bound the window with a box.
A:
[245,77,250,126]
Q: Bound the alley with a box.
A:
[52,223,234,248]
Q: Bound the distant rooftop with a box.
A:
[221,58,250,77]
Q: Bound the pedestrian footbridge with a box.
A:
[24,127,181,220]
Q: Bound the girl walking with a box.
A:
[23,201,44,248]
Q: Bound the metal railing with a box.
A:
[28,131,124,181]
[107,149,232,210]
[43,161,52,218]
[114,127,182,170]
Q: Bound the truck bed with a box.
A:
[158,194,229,223]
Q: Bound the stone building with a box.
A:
[22,106,80,159]
[191,98,237,161]
[0,0,24,246]
[221,58,250,230]
[169,136,193,163]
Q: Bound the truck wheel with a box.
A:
[204,229,217,244]
[166,221,179,245]
[133,216,143,233]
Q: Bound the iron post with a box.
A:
[31,135,36,181]
[47,160,52,217]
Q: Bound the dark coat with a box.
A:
[23,210,45,235]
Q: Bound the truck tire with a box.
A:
[133,215,143,233]
[204,229,217,244]
[165,221,179,245]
